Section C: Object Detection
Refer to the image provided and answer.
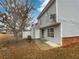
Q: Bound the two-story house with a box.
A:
[37,0,79,46]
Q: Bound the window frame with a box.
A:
[48,28,54,37]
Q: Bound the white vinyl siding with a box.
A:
[57,0,79,37]
[39,1,56,28]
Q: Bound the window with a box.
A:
[50,14,56,19]
[48,28,54,37]
[50,14,56,22]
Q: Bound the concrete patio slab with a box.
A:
[35,40,53,50]
[45,41,61,48]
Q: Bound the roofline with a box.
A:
[37,0,55,19]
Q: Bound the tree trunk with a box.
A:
[18,31,22,40]
[13,31,22,41]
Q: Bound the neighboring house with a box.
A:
[22,30,31,38]
[31,23,40,39]
[37,0,79,46]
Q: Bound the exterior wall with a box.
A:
[39,1,56,28]
[34,29,40,39]
[38,0,62,45]
[31,25,40,39]
[22,31,31,38]
[41,25,61,45]
[62,22,79,37]
[31,27,35,38]
[57,0,79,37]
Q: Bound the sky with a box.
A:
[0,0,49,23]
[31,0,49,23]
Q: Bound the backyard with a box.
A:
[0,0,79,59]
[0,34,79,59]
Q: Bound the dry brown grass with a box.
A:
[0,34,14,42]
[0,40,78,59]
[0,34,79,59]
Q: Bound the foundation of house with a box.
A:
[63,36,79,46]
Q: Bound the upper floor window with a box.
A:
[50,14,56,22]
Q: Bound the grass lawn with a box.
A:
[0,34,14,42]
[0,40,78,59]
[0,34,79,59]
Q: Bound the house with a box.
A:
[22,30,31,38]
[31,23,40,39]
[37,0,79,46]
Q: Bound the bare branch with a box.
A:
[0,0,34,40]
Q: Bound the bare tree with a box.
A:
[0,0,34,40]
